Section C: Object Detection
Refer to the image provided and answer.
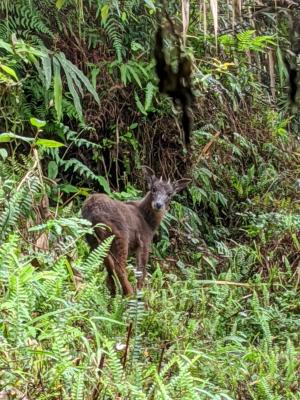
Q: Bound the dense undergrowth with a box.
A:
[1,119,300,399]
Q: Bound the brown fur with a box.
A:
[82,168,191,296]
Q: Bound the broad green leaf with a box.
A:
[30,117,46,129]
[0,39,13,54]
[0,71,12,82]
[41,54,52,90]
[133,62,149,78]
[19,265,35,283]
[134,92,147,115]
[14,41,46,58]
[120,64,127,85]
[121,11,127,22]
[48,161,58,179]
[91,67,100,89]
[276,46,288,88]
[59,183,79,193]
[55,0,66,9]
[56,52,99,118]
[127,64,142,88]
[101,4,110,24]
[0,65,18,81]
[98,176,111,194]
[53,58,62,121]
[78,187,92,196]
[71,69,84,97]
[144,0,155,9]
[0,148,8,160]
[63,63,83,117]
[57,52,100,104]
[0,132,34,143]
[36,138,65,148]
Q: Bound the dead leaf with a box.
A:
[39,194,51,219]
[197,131,221,163]
[35,232,49,251]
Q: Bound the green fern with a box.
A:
[71,371,85,400]
[167,357,198,399]
[285,339,297,385]
[128,294,146,364]
[104,16,123,62]
[62,158,98,181]
[41,257,68,301]
[104,340,124,384]
[0,233,19,281]
[9,275,31,344]
[77,276,103,308]
[79,234,114,279]
[66,127,101,150]
[237,30,274,52]
[257,377,274,400]
[0,175,41,240]
[144,81,155,111]
[0,2,53,43]
[251,291,272,348]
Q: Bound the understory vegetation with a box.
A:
[1,0,300,399]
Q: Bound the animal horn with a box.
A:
[160,176,163,182]
[167,178,171,184]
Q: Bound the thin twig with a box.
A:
[196,280,253,289]
[91,353,105,400]
[16,157,38,192]
[122,322,133,369]
[157,344,166,374]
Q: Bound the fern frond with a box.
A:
[71,371,85,400]
[0,2,53,43]
[62,158,98,181]
[104,340,123,383]
[0,234,19,281]
[144,81,155,111]
[257,377,273,400]
[104,16,123,61]
[66,128,101,150]
[7,273,31,344]
[79,235,114,279]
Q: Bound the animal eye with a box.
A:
[167,192,172,196]
[152,187,157,193]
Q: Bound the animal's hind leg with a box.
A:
[105,254,131,297]
[105,255,116,296]
[90,225,133,296]
[111,234,134,296]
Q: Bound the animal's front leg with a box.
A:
[136,245,149,290]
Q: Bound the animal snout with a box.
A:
[154,201,163,210]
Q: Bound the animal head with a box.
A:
[142,166,191,212]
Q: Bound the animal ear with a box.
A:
[141,165,156,188]
[173,178,192,193]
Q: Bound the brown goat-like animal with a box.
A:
[81,167,191,296]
